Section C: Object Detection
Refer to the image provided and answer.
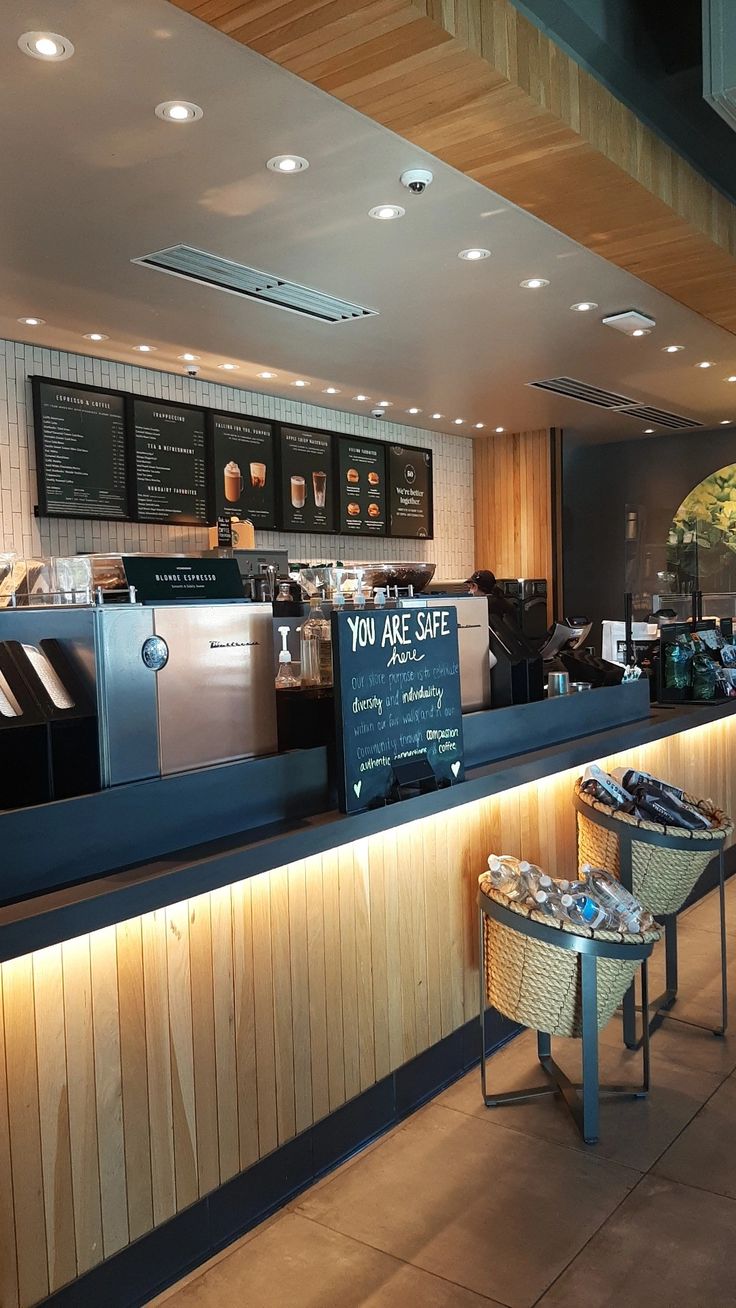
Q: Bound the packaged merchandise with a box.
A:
[584,765,712,831]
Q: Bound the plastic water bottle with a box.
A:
[486,855,525,897]
[582,865,651,932]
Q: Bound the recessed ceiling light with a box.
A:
[727,376,736,384]
[323,386,340,394]
[570,301,598,312]
[474,423,485,429]
[721,419,732,425]
[293,379,308,387]
[458,248,491,261]
[266,155,309,173]
[378,400,391,407]
[84,332,109,342]
[454,418,464,425]
[663,345,684,353]
[178,352,199,362]
[407,407,421,414]
[218,362,237,370]
[495,426,505,433]
[134,344,155,353]
[18,31,74,61]
[368,205,405,221]
[520,278,549,289]
[354,394,369,402]
[155,100,203,123]
[258,371,276,380]
[431,413,443,420]
[644,428,655,434]
[632,329,651,337]
[697,361,714,368]
[17,316,45,326]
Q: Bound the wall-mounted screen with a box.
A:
[132,397,209,525]
[31,378,129,520]
[337,436,386,535]
[278,425,335,534]
[388,444,433,539]
[209,412,276,529]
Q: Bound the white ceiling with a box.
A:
[2,0,736,442]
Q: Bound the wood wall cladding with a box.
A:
[169,0,736,335]
[473,429,554,614]
[2,714,736,1304]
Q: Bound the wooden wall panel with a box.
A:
[3,713,736,1305]
[473,429,554,614]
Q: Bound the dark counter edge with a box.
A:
[2,695,735,963]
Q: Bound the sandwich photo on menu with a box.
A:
[338,436,386,534]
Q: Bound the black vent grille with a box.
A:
[528,376,703,430]
[527,377,635,408]
[623,406,702,430]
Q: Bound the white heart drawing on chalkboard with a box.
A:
[451,761,461,778]
[353,780,362,798]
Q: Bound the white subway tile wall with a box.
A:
[0,339,474,576]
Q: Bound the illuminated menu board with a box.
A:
[132,398,209,525]
[32,379,129,520]
[209,412,276,528]
[388,444,433,539]
[338,436,386,535]
[278,425,335,533]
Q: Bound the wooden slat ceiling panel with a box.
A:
[170,0,736,334]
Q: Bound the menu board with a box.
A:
[279,426,335,533]
[388,444,433,539]
[338,437,386,535]
[209,412,275,529]
[32,378,129,520]
[331,606,464,814]
[133,398,208,525]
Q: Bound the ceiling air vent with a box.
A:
[703,0,736,131]
[132,245,378,325]
[623,406,702,430]
[527,377,635,409]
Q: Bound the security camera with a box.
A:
[400,168,433,195]
[185,364,199,378]
[371,406,385,419]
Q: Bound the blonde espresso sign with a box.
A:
[332,606,464,813]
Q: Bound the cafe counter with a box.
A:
[1,687,736,1307]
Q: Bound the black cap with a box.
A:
[466,569,496,593]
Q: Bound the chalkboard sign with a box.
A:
[388,444,433,539]
[332,606,464,813]
[132,397,209,525]
[209,411,276,529]
[338,436,386,535]
[32,377,130,520]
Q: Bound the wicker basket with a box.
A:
[479,874,660,1039]
[575,779,732,917]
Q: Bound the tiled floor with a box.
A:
[153,881,736,1307]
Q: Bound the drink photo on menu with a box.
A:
[209,412,276,528]
[279,425,335,532]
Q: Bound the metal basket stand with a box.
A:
[574,793,729,1047]
[478,888,653,1145]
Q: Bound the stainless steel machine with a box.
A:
[0,600,278,789]
[96,602,278,784]
[400,594,491,711]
